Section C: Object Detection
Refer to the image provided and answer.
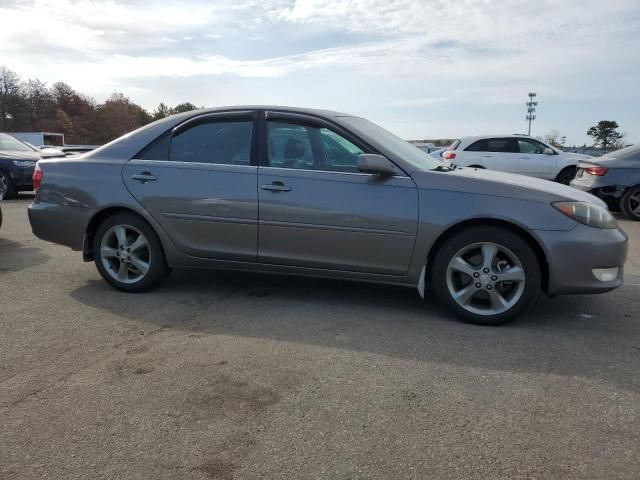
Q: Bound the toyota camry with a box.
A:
[28,106,628,325]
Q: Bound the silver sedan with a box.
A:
[28,106,628,325]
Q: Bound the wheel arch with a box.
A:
[424,218,549,293]
[555,164,577,182]
[83,206,163,262]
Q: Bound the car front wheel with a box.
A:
[431,226,541,325]
[620,185,640,221]
[93,213,170,292]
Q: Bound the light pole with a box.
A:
[526,92,537,136]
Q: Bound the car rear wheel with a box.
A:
[621,185,640,221]
[93,213,170,292]
[0,170,16,200]
[555,166,577,185]
[431,226,541,325]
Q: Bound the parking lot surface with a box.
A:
[1,195,639,479]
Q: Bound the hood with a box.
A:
[414,166,606,207]
[0,150,41,162]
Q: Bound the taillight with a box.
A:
[584,166,608,176]
[33,164,43,191]
[443,151,457,160]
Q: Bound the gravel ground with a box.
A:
[1,195,639,479]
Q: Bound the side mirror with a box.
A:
[357,154,396,175]
[544,147,554,155]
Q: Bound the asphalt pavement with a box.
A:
[1,194,639,479]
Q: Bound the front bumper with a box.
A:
[533,224,628,295]
[12,165,36,190]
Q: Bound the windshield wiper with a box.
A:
[433,164,455,172]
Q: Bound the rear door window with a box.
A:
[486,138,518,153]
[170,121,253,165]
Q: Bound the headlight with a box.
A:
[552,201,617,229]
[13,160,36,167]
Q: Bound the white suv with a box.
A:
[442,135,592,184]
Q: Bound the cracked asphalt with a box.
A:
[1,194,639,479]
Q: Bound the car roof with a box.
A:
[191,105,352,118]
[459,134,536,141]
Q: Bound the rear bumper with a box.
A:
[534,224,628,295]
[28,201,90,251]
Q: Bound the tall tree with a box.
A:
[0,66,22,130]
[587,121,623,152]
[96,93,150,144]
[152,102,173,120]
[0,65,202,144]
[172,102,198,114]
[544,129,566,148]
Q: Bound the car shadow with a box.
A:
[0,238,50,274]
[69,268,640,392]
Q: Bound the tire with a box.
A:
[620,185,640,221]
[431,226,541,326]
[0,170,16,200]
[555,166,577,185]
[93,213,170,292]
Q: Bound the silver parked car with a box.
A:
[570,144,640,221]
[28,106,628,325]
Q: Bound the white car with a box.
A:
[442,135,592,184]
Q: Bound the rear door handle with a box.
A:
[261,182,291,192]
[131,172,157,183]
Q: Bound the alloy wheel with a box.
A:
[627,190,640,215]
[446,242,526,316]
[100,224,151,284]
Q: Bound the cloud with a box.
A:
[0,0,638,143]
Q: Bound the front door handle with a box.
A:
[261,182,291,192]
[131,172,157,183]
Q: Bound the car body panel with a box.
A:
[123,160,259,261]
[257,166,419,275]
[0,148,40,191]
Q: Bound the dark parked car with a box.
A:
[28,106,628,325]
[0,133,63,199]
[571,144,640,220]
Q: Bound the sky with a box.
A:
[1,0,639,145]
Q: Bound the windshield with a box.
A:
[0,133,36,152]
[342,117,442,170]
